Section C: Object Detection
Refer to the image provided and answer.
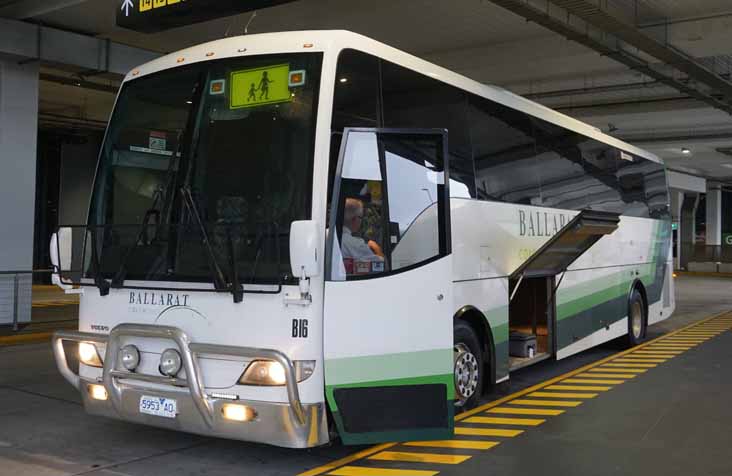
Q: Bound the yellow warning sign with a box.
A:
[230,64,292,109]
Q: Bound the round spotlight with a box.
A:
[681,148,692,155]
[120,345,140,371]
[159,349,182,377]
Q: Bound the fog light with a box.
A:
[120,345,140,371]
[88,384,108,401]
[222,404,256,422]
[159,348,182,377]
[79,342,103,368]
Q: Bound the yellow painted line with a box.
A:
[631,351,682,356]
[613,358,667,363]
[0,331,53,346]
[528,392,598,399]
[299,311,732,476]
[328,467,438,476]
[404,440,499,450]
[655,340,705,344]
[602,363,656,368]
[648,344,696,348]
[546,384,612,391]
[369,451,470,465]
[509,399,582,407]
[486,407,565,416]
[577,372,636,378]
[454,427,523,437]
[563,378,625,384]
[588,368,647,374]
[676,332,720,336]
[463,416,545,426]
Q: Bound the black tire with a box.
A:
[453,321,484,410]
[627,288,647,347]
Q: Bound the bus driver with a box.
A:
[341,197,384,273]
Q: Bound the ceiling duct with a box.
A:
[488,0,732,115]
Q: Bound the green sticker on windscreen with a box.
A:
[230,64,292,109]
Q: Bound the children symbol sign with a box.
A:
[230,64,292,109]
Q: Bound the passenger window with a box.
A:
[469,97,541,204]
[329,130,447,281]
[617,152,650,218]
[381,60,475,198]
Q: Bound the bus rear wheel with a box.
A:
[627,289,647,346]
[454,322,483,409]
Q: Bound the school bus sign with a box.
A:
[117,0,297,33]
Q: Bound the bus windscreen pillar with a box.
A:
[0,59,38,325]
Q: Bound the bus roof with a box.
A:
[124,30,663,165]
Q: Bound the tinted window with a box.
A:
[616,152,649,217]
[381,61,475,198]
[330,50,381,200]
[470,96,541,205]
[532,118,622,212]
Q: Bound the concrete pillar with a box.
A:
[0,55,38,325]
[670,190,683,269]
[706,182,722,247]
[680,192,699,270]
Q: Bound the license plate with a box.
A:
[139,395,177,419]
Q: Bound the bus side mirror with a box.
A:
[289,220,320,279]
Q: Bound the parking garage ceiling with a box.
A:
[3,0,732,180]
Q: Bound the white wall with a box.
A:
[0,55,38,324]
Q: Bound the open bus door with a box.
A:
[323,128,454,445]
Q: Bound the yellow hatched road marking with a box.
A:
[329,467,438,476]
[299,312,732,476]
[528,392,598,398]
[546,384,612,391]
[463,416,545,426]
[577,372,637,378]
[486,407,565,416]
[648,343,696,347]
[588,368,647,374]
[454,427,524,437]
[404,440,499,450]
[509,399,582,407]
[369,451,470,464]
[602,363,656,368]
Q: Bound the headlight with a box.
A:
[238,360,315,386]
[79,342,103,368]
[159,348,182,377]
[120,345,140,371]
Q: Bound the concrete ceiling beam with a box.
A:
[0,0,87,19]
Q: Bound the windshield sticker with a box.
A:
[230,64,292,109]
[209,79,225,95]
[130,145,174,157]
[149,131,167,151]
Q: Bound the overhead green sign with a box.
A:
[230,64,292,109]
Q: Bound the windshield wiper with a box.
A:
[180,186,233,298]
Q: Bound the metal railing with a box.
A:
[0,269,53,332]
[682,244,732,266]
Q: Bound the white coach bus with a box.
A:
[51,30,674,448]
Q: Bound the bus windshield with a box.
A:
[87,52,322,289]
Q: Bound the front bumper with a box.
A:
[52,324,328,448]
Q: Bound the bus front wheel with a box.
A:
[454,322,483,409]
[627,288,647,346]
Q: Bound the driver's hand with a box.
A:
[368,240,385,258]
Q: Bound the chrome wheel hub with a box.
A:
[454,343,479,406]
[631,301,643,339]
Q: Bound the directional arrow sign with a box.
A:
[121,0,134,17]
[116,0,298,33]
